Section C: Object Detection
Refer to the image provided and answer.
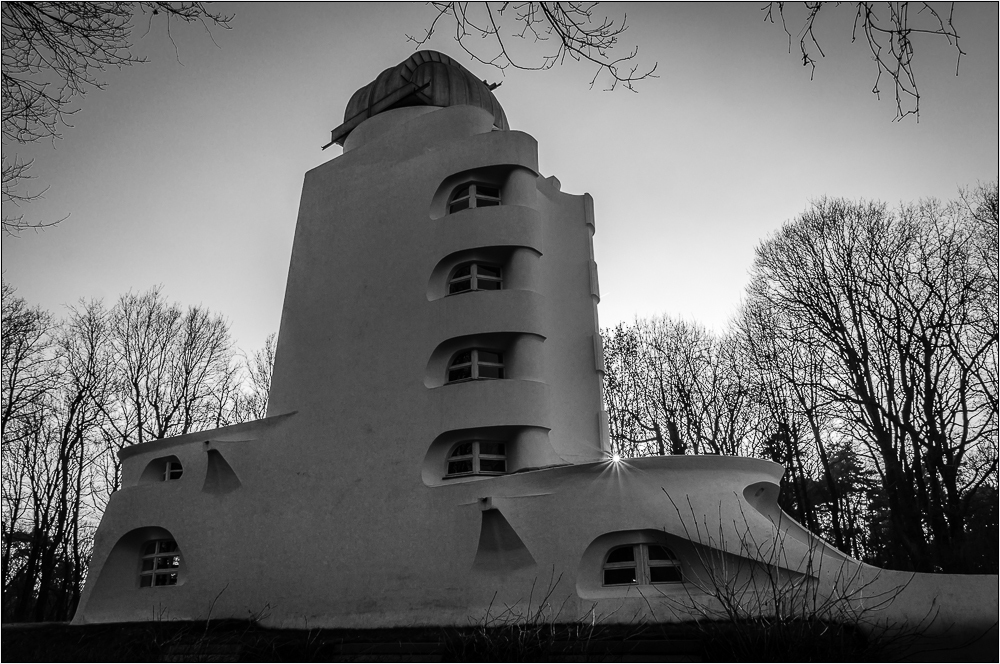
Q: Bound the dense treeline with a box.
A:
[603,184,998,574]
[1,284,274,622]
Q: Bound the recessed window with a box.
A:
[447,349,505,383]
[446,441,507,477]
[163,460,183,481]
[449,183,501,213]
[449,263,502,295]
[603,544,681,586]
[139,539,181,588]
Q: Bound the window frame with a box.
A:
[139,539,181,588]
[602,543,682,587]
[447,348,505,383]
[163,460,183,481]
[448,262,503,295]
[448,182,502,214]
[445,440,507,478]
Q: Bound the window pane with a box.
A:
[449,280,472,294]
[604,568,637,585]
[168,468,183,480]
[141,559,154,572]
[452,442,474,457]
[479,459,507,473]
[650,566,683,583]
[479,442,505,456]
[453,265,472,278]
[140,575,152,588]
[158,541,178,554]
[154,573,171,586]
[448,367,472,382]
[448,460,473,475]
[449,198,470,213]
[477,365,503,379]
[452,351,472,365]
[477,265,501,279]
[452,185,471,200]
[477,351,502,364]
[477,186,500,199]
[606,546,635,564]
[476,198,500,207]
[142,542,158,556]
[647,545,676,561]
[477,279,501,291]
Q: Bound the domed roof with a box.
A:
[324,51,508,149]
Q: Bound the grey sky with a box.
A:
[3,2,997,353]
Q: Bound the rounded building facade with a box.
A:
[73,53,997,638]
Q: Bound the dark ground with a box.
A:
[1,618,995,662]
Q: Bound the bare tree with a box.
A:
[745,186,998,572]
[1,2,233,235]
[603,316,756,459]
[231,333,276,423]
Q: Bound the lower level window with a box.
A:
[140,539,181,587]
[446,441,507,477]
[603,544,681,586]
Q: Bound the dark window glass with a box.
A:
[650,566,683,583]
[448,366,472,382]
[143,542,158,555]
[479,442,506,456]
[159,541,177,553]
[142,559,154,572]
[477,265,501,279]
[478,365,503,379]
[606,546,635,564]
[453,442,474,457]
[453,185,471,200]
[604,568,637,585]
[647,545,675,561]
[448,459,474,474]
[155,572,178,586]
[479,279,501,291]
[168,467,183,480]
[453,351,472,365]
[453,265,472,278]
[479,459,506,473]
[477,198,500,207]
[449,198,470,213]
[478,351,502,364]
[477,186,500,199]
[140,576,152,588]
[449,280,472,294]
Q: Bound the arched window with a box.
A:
[139,539,181,587]
[447,349,504,383]
[449,183,501,213]
[446,441,507,477]
[139,456,183,484]
[449,263,502,295]
[603,544,681,586]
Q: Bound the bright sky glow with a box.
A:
[2,3,997,352]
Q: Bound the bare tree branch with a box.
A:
[1,2,233,235]
[408,2,657,91]
[763,2,965,120]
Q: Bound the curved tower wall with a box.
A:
[267,104,608,466]
[72,95,998,638]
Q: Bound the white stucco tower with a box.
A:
[74,52,996,636]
